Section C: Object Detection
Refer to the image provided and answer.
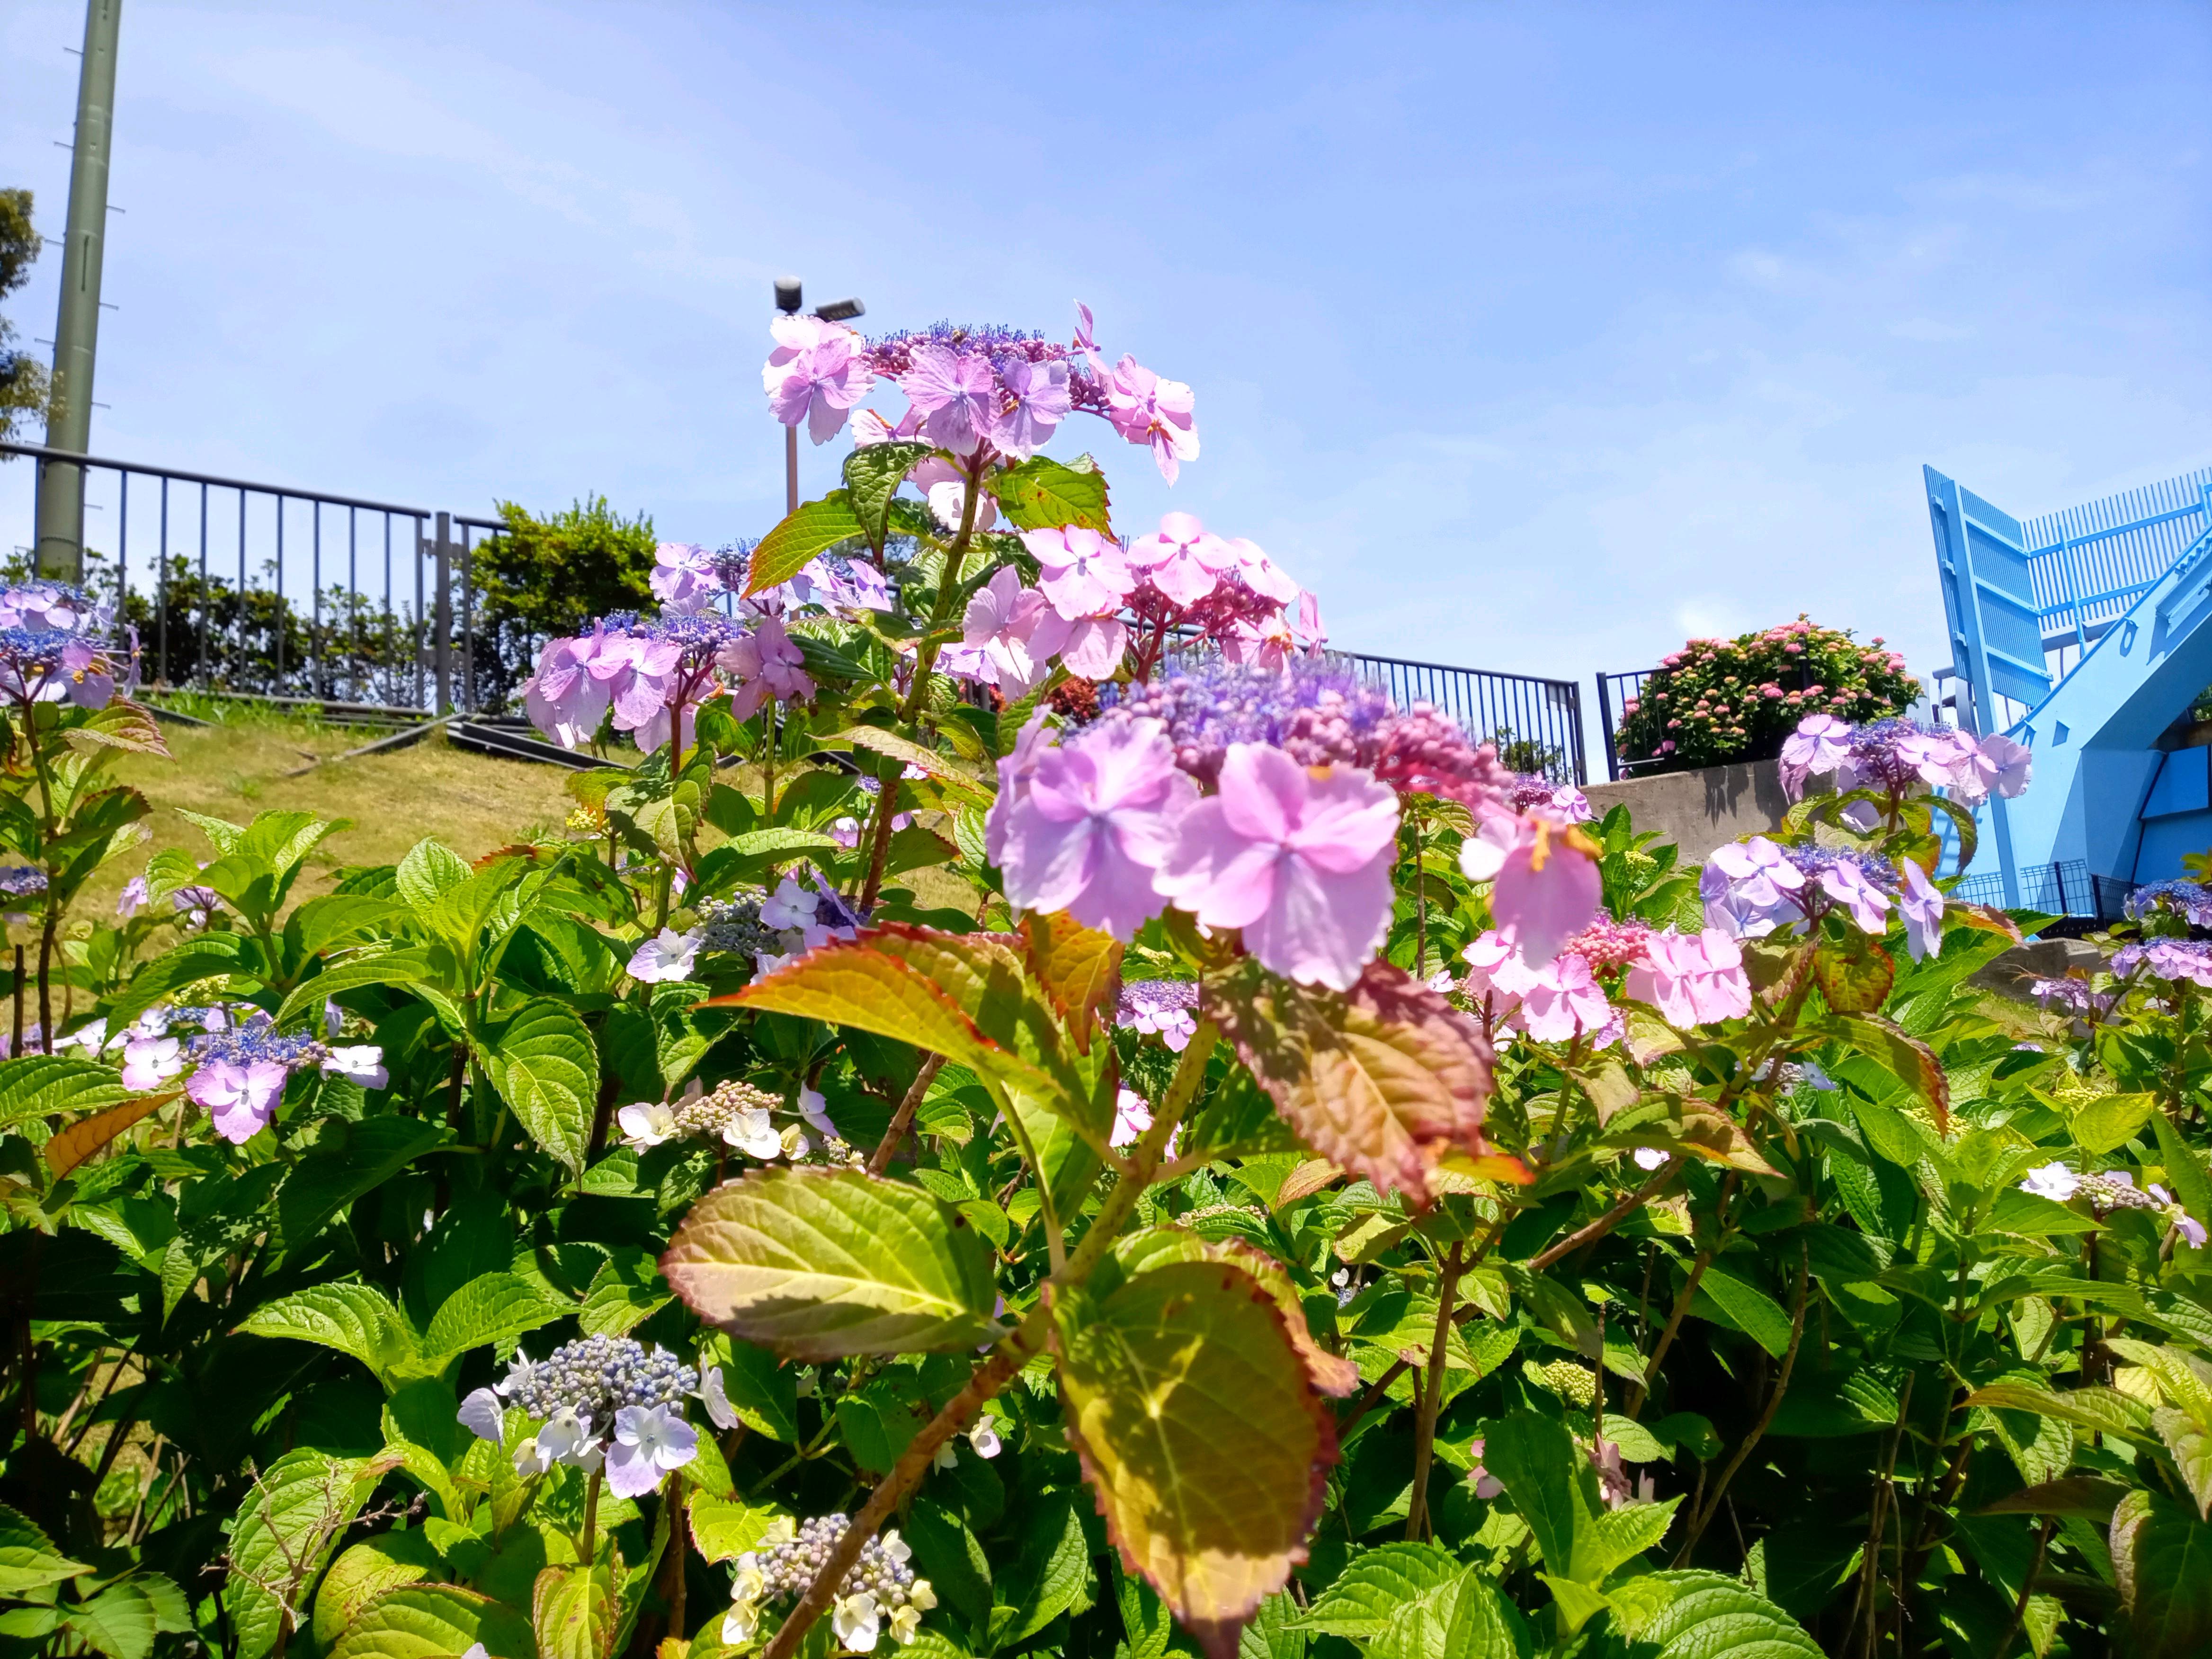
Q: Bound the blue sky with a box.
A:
[5,0,2208,705]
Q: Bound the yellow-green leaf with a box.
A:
[1053,1258,1334,1659]
[746,491,865,595]
[532,1561,618,1659]
[661,1167,999,1359]
[329,1584,535,1659]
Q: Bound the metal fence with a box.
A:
[7,441,1594,779]
[1950,860,2128,920]
[2,440,504,713]
[1593,668,1655,781]
[1324,650,1587,785]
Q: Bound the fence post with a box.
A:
[433,510,453,717]
[1595,674,1619,783]
[1564,681,1588,787]
[2052,862,2069,915]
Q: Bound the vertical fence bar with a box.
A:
[413,515,426,711]
[117,469,128,611]
[156,477,168,685]
[235,488,248,688]
[348,510,358,705]
[459,522,474,715]
[433,510,452,716]
[312,503,322,698]
[196,482,209,689]
[275,494,286,692]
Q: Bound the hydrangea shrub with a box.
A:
[1614,615,1920,774]
[1,303,2211,1659]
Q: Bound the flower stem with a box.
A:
[1404,1239,1463,1541]
[579,1466,602,1566]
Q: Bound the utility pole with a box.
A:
[35,0,123,584]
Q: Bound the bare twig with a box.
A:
[868,1055,944,1177]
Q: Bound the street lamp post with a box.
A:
[772,277,864,515]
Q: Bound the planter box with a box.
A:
[1582,759,1803,864]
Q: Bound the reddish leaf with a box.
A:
[1020,913,1123,1052]
[1204,961,1493,1208]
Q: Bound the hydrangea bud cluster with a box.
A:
[0,581,133,711]
[1507,773,1594,820]
[503,1334,697,1423]
[2019,1163,2209,1246]
[1117,980,1199,1050]
[459,1335,707,1499]
[624,875,865,994]
[725,1515,936,1650]
[1533,1357,1597,1407]
[620,1075,855,1167]
[2126,879,2212,929]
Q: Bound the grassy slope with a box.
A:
[89,705,578,913]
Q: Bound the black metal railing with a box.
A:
[1329,650,1586,785]
[2,440,505,713]
[1949,860,2126,920]
[1595,668,1655,781]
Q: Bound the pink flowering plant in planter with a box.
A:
[1614,615,1921,774]
[9,310,2212,1659]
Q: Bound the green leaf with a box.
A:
[1206,960,1495,1207]
[1963,1382,2151,1442]
[328,1584,536,1659]
[394,838,472,919]
[710,1339,799,1442]
[1053,1257,1333,1659]
[230,1449,401,1659]
[687,1493,783,1564]
[2072,1092,2158,1156]
[69,1582,159,1659]
[1698,1266,1795,1358]
[1294,1542,1463,1637]
[577,1248,672,1337]
[661,1167,1000,1359]
[276,949,435,1029]
[314,1534,442,1648]
[746,491,865,595]
[1578,1498,1680,1580]
[532,1562,618,1659]
[0,1054,130,1127]
[2112,1489,2212,1658]
[1603,1570,1821,1658]
[290,894,413,959]
[420,1272,569,1366]
[0,1500,90,1594]
[990,454,1113,532]
[107,932,250,1025]
[717,827,841,859]
[1846,1095,1930,1170]
[1829,1014,1950,1131]
[1813,933,1893,1014]
[2155,1408,2212,1520]
[1371,1574,1527,1659]
[714,934,1026,1087]
[276,1116,449,1251]
[483,1000,599,1174]
[2152,1109,2212,1244]
[239,1283,419,1384]
[844,441,936,554]
[1478,1412,1590,1574]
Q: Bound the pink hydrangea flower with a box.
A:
[1223,537,1302,604]
[1024,527,1134,621]
[1961,734,2032,801]
[998,720,1197,939]
[594,635,685,735]
[1778,713,1853,799]
[986,710,1055,866]
[901,345,998,455]
[1154,744,1398,990]
[1461,930,1528,1025]
[1898,859,1945,960]
[523,633,612,749]
[722,617,814,720]
[1060,616,1129,678]
[650,543,721,615]
[1127,512,1233,607]
[1459,812,1601,966]
[1289,591,1327,650]
[190,1058,290,1144]
[1512,951,1613,1043]
[1105,357,1200,483]
[963,567,1070,699]
[121,1034,184,1092]
[762,317,874,445]
[990,356,1071,459]
[1625,928,1753,1026]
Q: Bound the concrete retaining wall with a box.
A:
[1583,759,1798,863]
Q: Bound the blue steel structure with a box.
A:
[1932,464,2212,906]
